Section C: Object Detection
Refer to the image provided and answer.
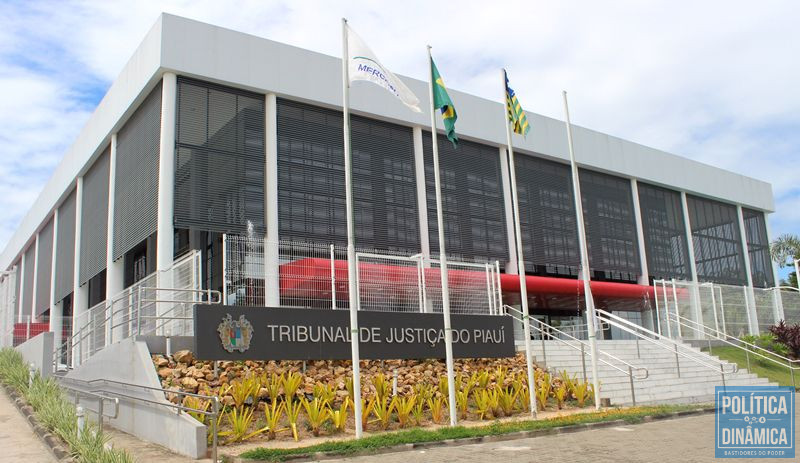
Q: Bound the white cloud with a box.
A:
[0,0,798,259]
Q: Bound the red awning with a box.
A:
[279,258,654,300]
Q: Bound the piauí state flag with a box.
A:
[430,58,458,147]
[505,70,530,136]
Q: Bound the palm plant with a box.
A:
[771,234,800,287]
[372,396,395,430]
[427,396,445,424]
[282,371,303,403]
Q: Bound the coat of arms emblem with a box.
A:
[217,313,253,353]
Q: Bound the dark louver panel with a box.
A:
[513,153,579,276]
[687,195,747,285]
[579,169,640,281]
[424,133,507,264]
[35,218,54,315]
[277,99,419,252]
[22,244,34,317]
[175,78,265,234]
[79,148,109,285]
[113,83,161,260]
[742,208,774,288]
[637,183,690,281]
[55,190,76,302]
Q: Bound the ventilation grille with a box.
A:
[423,133,508,264]
[113,83,162,260]
[80,148,109,284]
[637,182,690,281]
[277,99,419,252]
[514,153,579,276]
[578,169,640,281]
[175,78,265,234]
[687,195,747,285]
[55,190,76,303]
[35,218,54,315]
[742,208,774,287]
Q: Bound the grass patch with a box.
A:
[703,346,798,388]
[240,404,703,461]
[0,348,134,463]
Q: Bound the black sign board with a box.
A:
[193,305,515,361]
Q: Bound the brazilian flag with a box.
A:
[431,58,458,147]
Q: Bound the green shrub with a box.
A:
[0,348,134,463]
[740,333,790,363]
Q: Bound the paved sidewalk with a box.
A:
[0,389,57,463]
[323,412,799,463]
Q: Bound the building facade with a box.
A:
[0,14,779,349]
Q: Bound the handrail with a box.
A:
[56,381,120,429]
[667,311,799,388]
[57,376,219,462]
[595,308,737,380]
[504,305,647,405]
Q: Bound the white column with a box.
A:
[31,233,39,321]
[630,179,649,285]
[265,93,280,306]
[763,213,785,321]
[412,127,430,259]
[499,146,518,274]
[50,209,61,349]
[737,205,759,334]
[680,191,703,332]
[107,133,124,341]
[157,73,177,275]
[412,127,433,313]
[72,176,87,365]
[17,253,25,323]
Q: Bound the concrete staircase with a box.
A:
[529,339,776,405]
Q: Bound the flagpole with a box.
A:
[342,17,364,438]
[562,90,601,410]
[502,69,537,417]
[427,45,458,427]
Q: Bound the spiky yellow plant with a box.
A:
[313,382,335,406]
[372,396,395,430]
[182,396,210,424]
[427,396,445,424]
[218,406,265,444]
[282,371,303,403]
[229,374,260,409]
[263,399,285,440]
[555,382,568,410]
[473,389,491,420]
[301,397,331,437]
[361,396,375,430]
[536,372,552,411]
[285,398,302,441]
[498,386,518,416]
[330,397,349,433]
[372,373,391,403]
[394,394,416,428]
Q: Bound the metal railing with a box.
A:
[666,310,800,388]
[504,305,648,406]
[595,308,736,388]
[57,376,220,462]
[56,380,120,430]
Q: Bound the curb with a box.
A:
[234,407,716,463]
[2,384,75,462]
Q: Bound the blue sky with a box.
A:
[0,1,798,279]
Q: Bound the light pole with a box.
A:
[794,259,799,292]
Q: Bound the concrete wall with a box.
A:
[15,331,53,379]
[64,338,206,459]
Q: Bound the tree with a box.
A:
[771,234,800,289]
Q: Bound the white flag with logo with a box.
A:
[346,24,421,113]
